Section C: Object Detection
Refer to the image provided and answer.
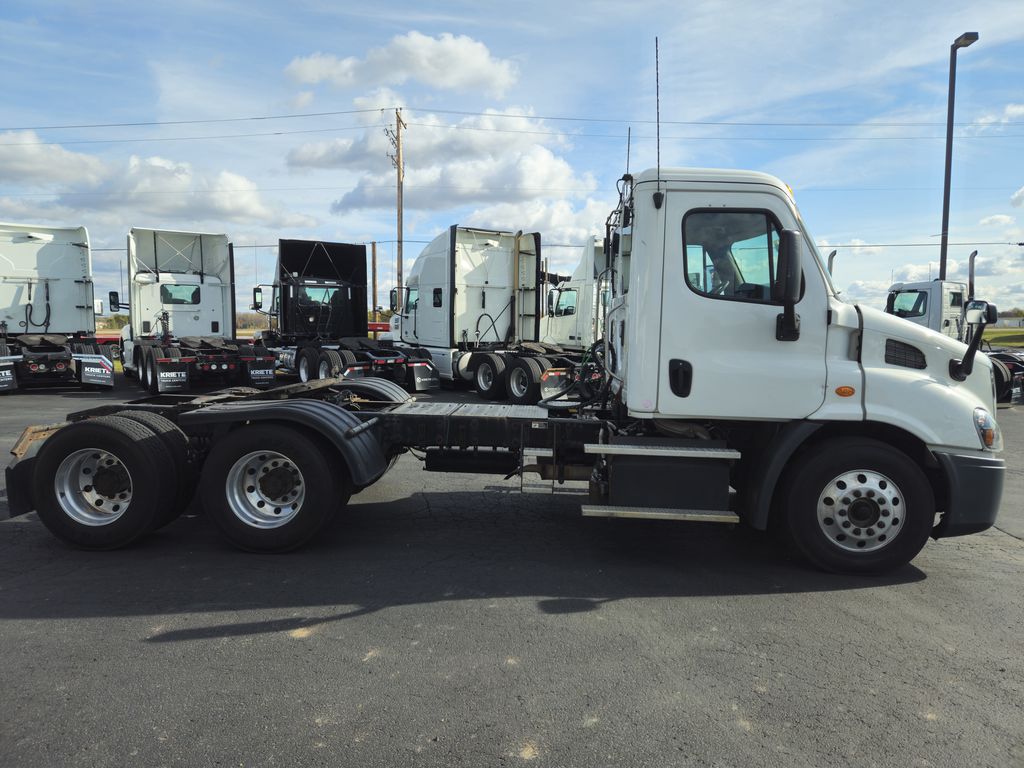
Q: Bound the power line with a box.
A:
[7,105,1019,132]
[0,108,385,132]
[828,241,1020,248]
[4,124,1021,148]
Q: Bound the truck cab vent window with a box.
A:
[885,339,926,369]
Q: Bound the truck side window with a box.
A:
[555,288,578,316]
[433,288,443,307]
[682,210,782,303]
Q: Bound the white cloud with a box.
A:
[285,32,518,98]
[0,153,316,231]
[0,131,107,186]
[288,108,567,172]
[333,145,595,212]
[1012,187,1024,208]
[979,214,1014,227]
[973,103,1024,131]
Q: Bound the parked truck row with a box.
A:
[5,168,1006,576]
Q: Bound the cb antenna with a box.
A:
[653,37,664,209]
[625,126,631,176]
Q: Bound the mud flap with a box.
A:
[242,358,278,389]
[155,360,191,393]
[0,359,18,392]
[72,353,115,388]
[407,360,441,391]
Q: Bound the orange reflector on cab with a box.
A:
[835,386,856,398]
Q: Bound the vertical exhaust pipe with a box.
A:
[967,250,977,300]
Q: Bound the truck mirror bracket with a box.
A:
[776,310,801,342]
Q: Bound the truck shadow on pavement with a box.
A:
[0,488,926,642]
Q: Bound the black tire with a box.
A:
[115,411,195,525]
[297,347,318,382]
[534,356,553,372]
[339,349,357,366]
[31,415,177,549]
[166,347,182,360]
[145,348,161,394]
[506,357,543,404]
[199,424,348,552]
[474,353,507,400]
[780,438,935,574]
[318,349,344,379]
[0,340,8,356]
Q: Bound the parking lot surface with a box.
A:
[1,381,1022,767]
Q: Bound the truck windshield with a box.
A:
[160,285,201,305]
[890,290,928,318]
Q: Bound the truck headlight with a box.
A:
[974,408,1002,451]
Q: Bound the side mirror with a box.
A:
[773,230,802,341]
[773,230,802,305]
[547,290,558,316]
[951,301,997,381]
[389,287,398,312]
[108,291,120,313]
[252,286,263,311]
[964,300,997,326]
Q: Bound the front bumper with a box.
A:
[933,450,1005,538]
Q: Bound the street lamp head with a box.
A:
[953,32,979,49]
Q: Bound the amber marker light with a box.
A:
[835,386,856,397]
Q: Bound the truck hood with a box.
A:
[858,304,972,360]
[855,303,995,428]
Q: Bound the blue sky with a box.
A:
[2,0,1023,313]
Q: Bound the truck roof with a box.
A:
[632,167,791,193]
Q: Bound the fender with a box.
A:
[744,421,823,530]
[177,399,387,488]
[335,376,411,403]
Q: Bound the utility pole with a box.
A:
[386,108,406,310]
[371,241,378,323]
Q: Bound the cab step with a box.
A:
[583,444,741,460]
[580,505,740,523]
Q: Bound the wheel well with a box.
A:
[768,421,946,526]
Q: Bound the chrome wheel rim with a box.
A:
[817,470,903,553]
[477,363,494,391]
[225,450,305,528]
[318,360,332,379]
[509,367,529,398]
[54,448,133,526]
[298,355,311,382]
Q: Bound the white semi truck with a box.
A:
[0,223,114,392]
[387,226,605,403]
[112,228,276,394]
[5,168,1005,575]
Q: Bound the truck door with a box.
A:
[656,192,828,419]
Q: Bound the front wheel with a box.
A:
[781,438,934,574]
[199,424,349,552]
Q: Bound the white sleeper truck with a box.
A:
[389,226,605,403]
[113,228,276,394]
[5,168,1005,575]
[0,223,114,392]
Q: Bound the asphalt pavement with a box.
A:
[0,379,1022,767]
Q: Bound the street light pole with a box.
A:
[939,31,978,280]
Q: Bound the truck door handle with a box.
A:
[669,359,692,397]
